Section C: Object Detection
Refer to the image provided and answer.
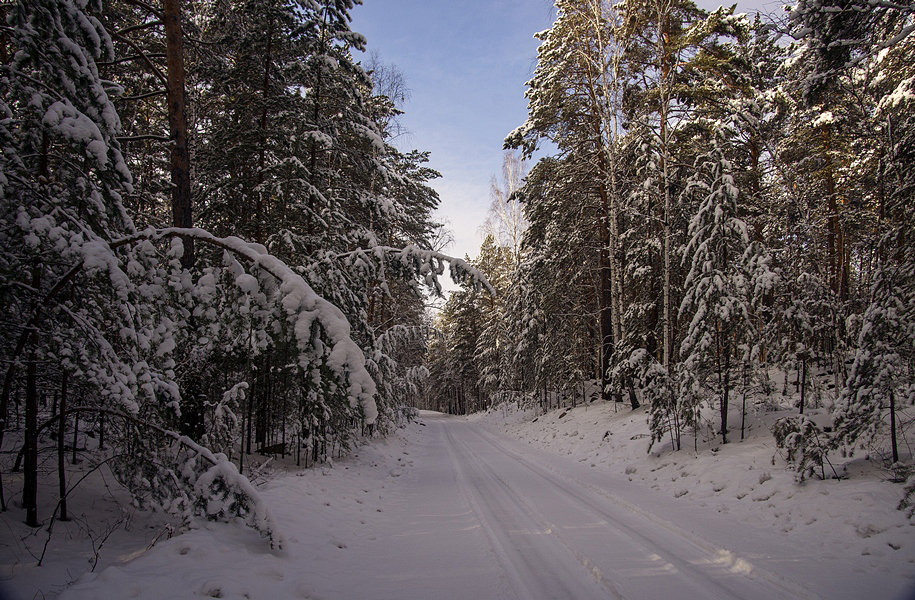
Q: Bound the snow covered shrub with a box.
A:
[772,415,836,481]
[625,348,695,453]
[833,267,915,465]
[193,460,282,549]
[201,383,247,456]
[774,272,840,410]
[607,342,641,409]
[111,423,282,549]
[400,405,420,423]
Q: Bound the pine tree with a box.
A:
[0,0,137,522]
[513,155,603,410]
[507,0,628,406]
[620,1,746,379]
[474,235,513,406]
[827,2,915,468]
[675,122,768,446]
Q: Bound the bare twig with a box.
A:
[37,453,128,566]
[117,134,170,143]
[120,0,163,19]
[116,20,163,37]
[90,516,126,572]
[145,523,176,551]
[116,90,167,102]
[110,33,167,86]
[98,53,166,67]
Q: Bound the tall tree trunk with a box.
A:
[822,124,838,297]
[657,4,674,374]
[890,391,899,464]
[799,356,807,414]
[308,6,330,213]
[246,374,254,455]
[598,204,614,405]
[23,264,42,526]
[590,0,626,367]
[740,363,748,442]
[721,342,731,445]
[23,346,38,526]
[281,368,287,458]
[256,357,268,447]
[583,0,624,406]
[164,0,194,268]
[254,15,275,244]
[57,371,69,522]
[71,409,79,465]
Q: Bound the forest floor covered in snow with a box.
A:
[2,405,914,599]
[473,397,915,595]
[1,427,424,600]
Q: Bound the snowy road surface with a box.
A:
[58,412,913,600]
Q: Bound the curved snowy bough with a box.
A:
[20,403,284,549]
[6,224,380,423]
[115,226,381,425]
[1,225,384,547]
[339,243,495,299]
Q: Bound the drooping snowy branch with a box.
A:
[339,244,495,298]
[111,227,381,424]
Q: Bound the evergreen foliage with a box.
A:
[0,0,477,541]
[3,0,915,549]
[431,0,915,516]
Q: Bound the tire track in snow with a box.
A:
[465,423,821,600]
[446,425,626,600]
[442,422,613,600]
[441,421,538,600]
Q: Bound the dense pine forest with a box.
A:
[427,0,914,492]
[0,0,914,570]
[0,0,491,544]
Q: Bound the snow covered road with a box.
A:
[54,412,912,600]
[437,416,815,600]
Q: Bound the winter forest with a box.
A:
[1,0,914,598]
[435,0,915,473]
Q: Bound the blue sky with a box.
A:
[350,0,556,272]
[349,0,778,287]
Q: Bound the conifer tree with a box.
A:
[507,0,627,405]
[822,1,915,467]
[675,122,772,445]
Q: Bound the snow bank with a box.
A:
[472,399,915,585]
